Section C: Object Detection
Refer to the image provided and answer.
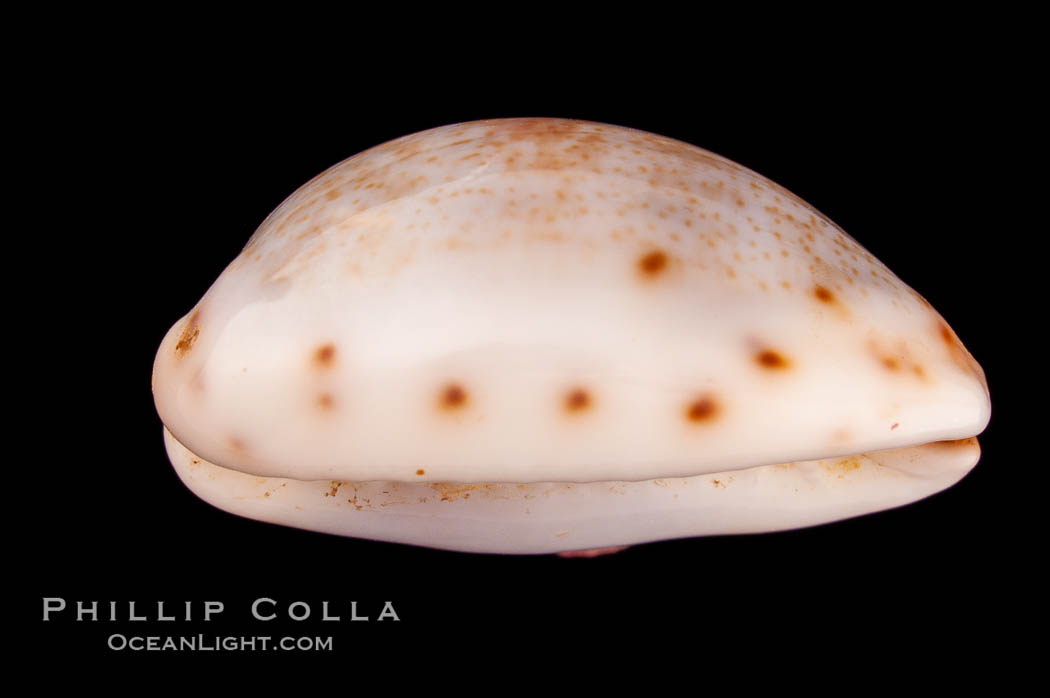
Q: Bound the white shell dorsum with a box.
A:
[152,118,990,554]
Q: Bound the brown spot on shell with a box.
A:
[637,249,669,278]
[564,388,592,413]
[868,338,928,381]
[228,436,246,452]
[684,394,720,423]
[439,383,468,410]
[813,285,835,303]
[416,469,425,476]
[313,343,336,368]
[940,325,954,345]
[755,349,791,370]
[174,311,201,357]
[317,393,334,409]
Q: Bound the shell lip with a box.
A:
[163,426,984,554]
[157,410,986,486]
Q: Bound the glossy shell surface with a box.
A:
[152,118,990,553]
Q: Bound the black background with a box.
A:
[20,28,1029,671]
